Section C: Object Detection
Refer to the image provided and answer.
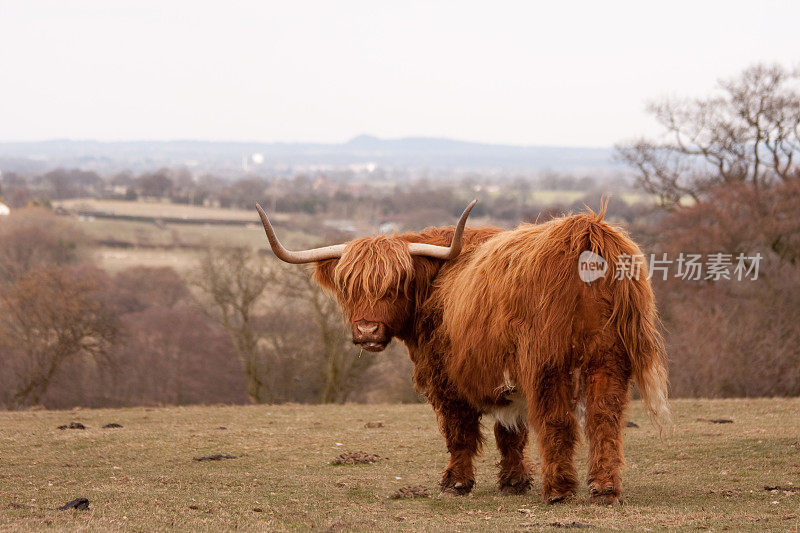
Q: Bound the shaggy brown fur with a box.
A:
[312,206,669,504]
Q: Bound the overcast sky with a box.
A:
[1,1,798,146]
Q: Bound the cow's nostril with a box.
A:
[357,324,379,334]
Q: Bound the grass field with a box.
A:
[49,199,316,272]
[72,218,268,248]
[92,247,211,274]
[1,399,798,531]
[85,225,322,273]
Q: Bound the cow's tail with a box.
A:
[579,201,671,433]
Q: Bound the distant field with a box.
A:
[73,218,269,248]
[54,198,271,222]
[1,399,798,531]
[54,193,661,272]
[530,190,588,204]
[50,199,319,272]
[528,190,655,205]
[84,224,321,273]
[92,247,207,274]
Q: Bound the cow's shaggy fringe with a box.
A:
[332,235,414,306]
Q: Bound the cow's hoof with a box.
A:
[589,484,622,506]
[544,490,575,504]
[499,472,532,495]
[440,479,474,495]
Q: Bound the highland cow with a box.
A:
[255,200,669,504]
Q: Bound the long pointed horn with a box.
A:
[255,203,346,264]
[407,199,477,260]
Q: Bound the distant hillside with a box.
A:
[0,136,616,176]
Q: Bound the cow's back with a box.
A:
[434,214,627,406]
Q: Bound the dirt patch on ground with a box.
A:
[390,486,429,499]
[331,451,382,465]
[57,498,89,511]
[521,522,593,529]
[364,421,384,428]
[193,454,236,462]
[765,485,800,493]
[102,423,123,429]
[57,422,86,430]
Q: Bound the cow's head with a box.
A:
[255,200,476,352]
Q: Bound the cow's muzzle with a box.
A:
[352,321,390,352]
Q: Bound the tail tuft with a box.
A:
[607,243,671,433]
[577,204,671,433]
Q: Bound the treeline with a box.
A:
[0,164,631,225]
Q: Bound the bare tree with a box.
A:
[111,266,191,313]
[102,304,246,407]
[278,265,374,403]
[192,248,375,403]
[192,248,276,403]
[0,265,118,409]
[617,64,800,206]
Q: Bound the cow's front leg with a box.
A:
[494,421,532,494]
[437,400,482,495]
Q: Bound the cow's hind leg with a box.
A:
[494,421,532,494]
[584,349,631,505]
[527,367,580,503]
[437,399,482,495]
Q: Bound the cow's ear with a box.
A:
[312,258,338,292]
[411,257,442,307]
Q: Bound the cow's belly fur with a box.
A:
[483,377,586,431]
[486,391,527,430]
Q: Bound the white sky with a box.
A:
[0,0,798,146]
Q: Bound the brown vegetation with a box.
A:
[0,264,118,408]
[619,63,800,398]
[0,211,406,409]
[650,181,800,397]
[192,248,379,404]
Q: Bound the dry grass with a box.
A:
[74,218,269,248]
[93,247,207,274]
[87,222,318,273]
[1,399,798,531]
